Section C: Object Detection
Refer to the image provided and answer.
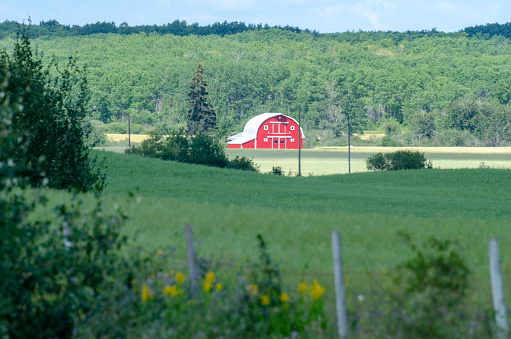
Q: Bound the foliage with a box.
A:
[382,234,478,338]
[0,80,131,338]
[226,155,260,172]
[76,235,329,338]
[366,150,433,171]
[185,63,216,136]
[0,29,103,191]
[0,19,311,40]
[188,133,227,167]
[5,28,511,146]
[269,166,285,175]
[349,234,492,338]
[126,131,259,171]
[365,152,388,171]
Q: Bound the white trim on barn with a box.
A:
[227,112,304,148]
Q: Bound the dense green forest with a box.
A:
[1,21,510,146]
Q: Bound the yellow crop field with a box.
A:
[106,133,151,143]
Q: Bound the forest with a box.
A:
[1,20,510,147]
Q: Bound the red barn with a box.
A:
[227,113,304,149]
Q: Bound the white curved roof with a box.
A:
[228,112,303,145]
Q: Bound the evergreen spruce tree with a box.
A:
[185,63,216,135]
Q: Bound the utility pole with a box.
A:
[347,113,351,174]
[128,114,131,148]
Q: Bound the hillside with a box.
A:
[1,26,511,147]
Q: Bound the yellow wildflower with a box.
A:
[215,283,223,291]
[260,294,270,306]
[156,249,163,256]
[309,278,325,300]
[298,281,308,295]
[175,272,185,285]
[170,270,175,276]
[141,284,154,302]
[163,285,181,297]
[203,272,216,292]
[247,283,259,297]
[203,281,213,292]
[279,292,289,303]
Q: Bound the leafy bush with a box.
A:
[268,166,285,175]
[76,235,329,338]
[382,235,479,338]
[350,234,491,338]
[366,150,433,171]
[188,133,229,167]
[365,152,388,171]
[227,155,260,172]
[127,131,259,171]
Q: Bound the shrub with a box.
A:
[366,150,432,171]
[384,234,474,338]
[365,152,388,171]
[350,234,491,338]
[188,133,229,168]
[227,156,260,172]
[269,166,285,175]
[76,235,329,338]
[127,131,259,171]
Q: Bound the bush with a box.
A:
[383,234,475,338]
[350,234,492,338]
[366,150,433,171]
[188,133,229,167]
[127,131,259,171]
[76,235,329,338]
[365,152,388,171]
[227,156,260,172]
[268,166,285,175]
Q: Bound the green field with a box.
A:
[226,147,511,175]
[81,149,511,314]
[97,146,511,175]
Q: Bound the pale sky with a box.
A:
[2,0,510,33]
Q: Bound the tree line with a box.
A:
[0,19,311,39]
[1,26,510,146]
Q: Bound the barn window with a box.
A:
[264,125,268,130]
[291,138,294,142]
[290,126,295,130]
[280,140,285,143]
[264,138,268,142]
[274,140,278,144]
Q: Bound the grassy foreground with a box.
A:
[72,150,510,309]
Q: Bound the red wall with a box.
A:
[254,115,303,149]
[228,114,303,149]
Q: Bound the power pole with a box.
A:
[347,113,351,174]
[128,114,131,148]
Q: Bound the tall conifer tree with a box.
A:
[185,63,216,135]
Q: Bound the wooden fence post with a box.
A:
[489,238,508,338]
[186,224,199,296]
[332,231,349,338]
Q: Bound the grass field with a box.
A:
[97,145,511,175]
[74,149,511,315]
